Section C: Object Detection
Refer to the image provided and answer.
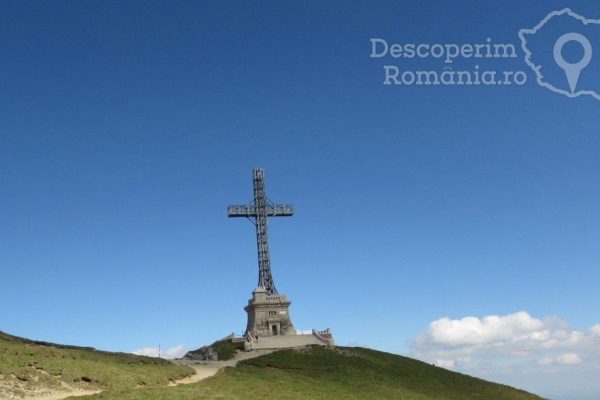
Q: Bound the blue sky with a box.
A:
[1,1,599,399]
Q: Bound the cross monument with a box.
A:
[228,168,296,337]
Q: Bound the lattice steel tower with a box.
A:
[228,168,293,295]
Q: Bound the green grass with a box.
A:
[210,339,245,361]
[82,346,545,400]
[184,339,245,361]
[0,331,193,398]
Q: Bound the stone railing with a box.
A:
[312,328,334,344]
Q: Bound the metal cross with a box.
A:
[228,168,293,295]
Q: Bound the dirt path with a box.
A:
[24,389,103,400]
[169,349,274,386]
[168,364,222,386]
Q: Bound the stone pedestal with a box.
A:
[244,287,295,337]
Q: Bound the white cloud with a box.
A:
[132,345,186,359]
[556,353,582,365]
[537,357,553,366]
[417,311,544,347]
[536,353,583,366]
[435,359,455,368]
[411,311,600,374]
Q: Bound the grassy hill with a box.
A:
[0,331,193,399]
[0,331,544,400]
[83,346,544,400]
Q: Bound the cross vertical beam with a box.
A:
[253,169,276,294]
[228,168,294,295]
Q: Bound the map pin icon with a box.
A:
[553,32,592,93]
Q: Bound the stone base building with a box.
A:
[244,288,295,337]
[243,287,334,351]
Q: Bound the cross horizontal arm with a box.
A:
[228,204,294,217]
